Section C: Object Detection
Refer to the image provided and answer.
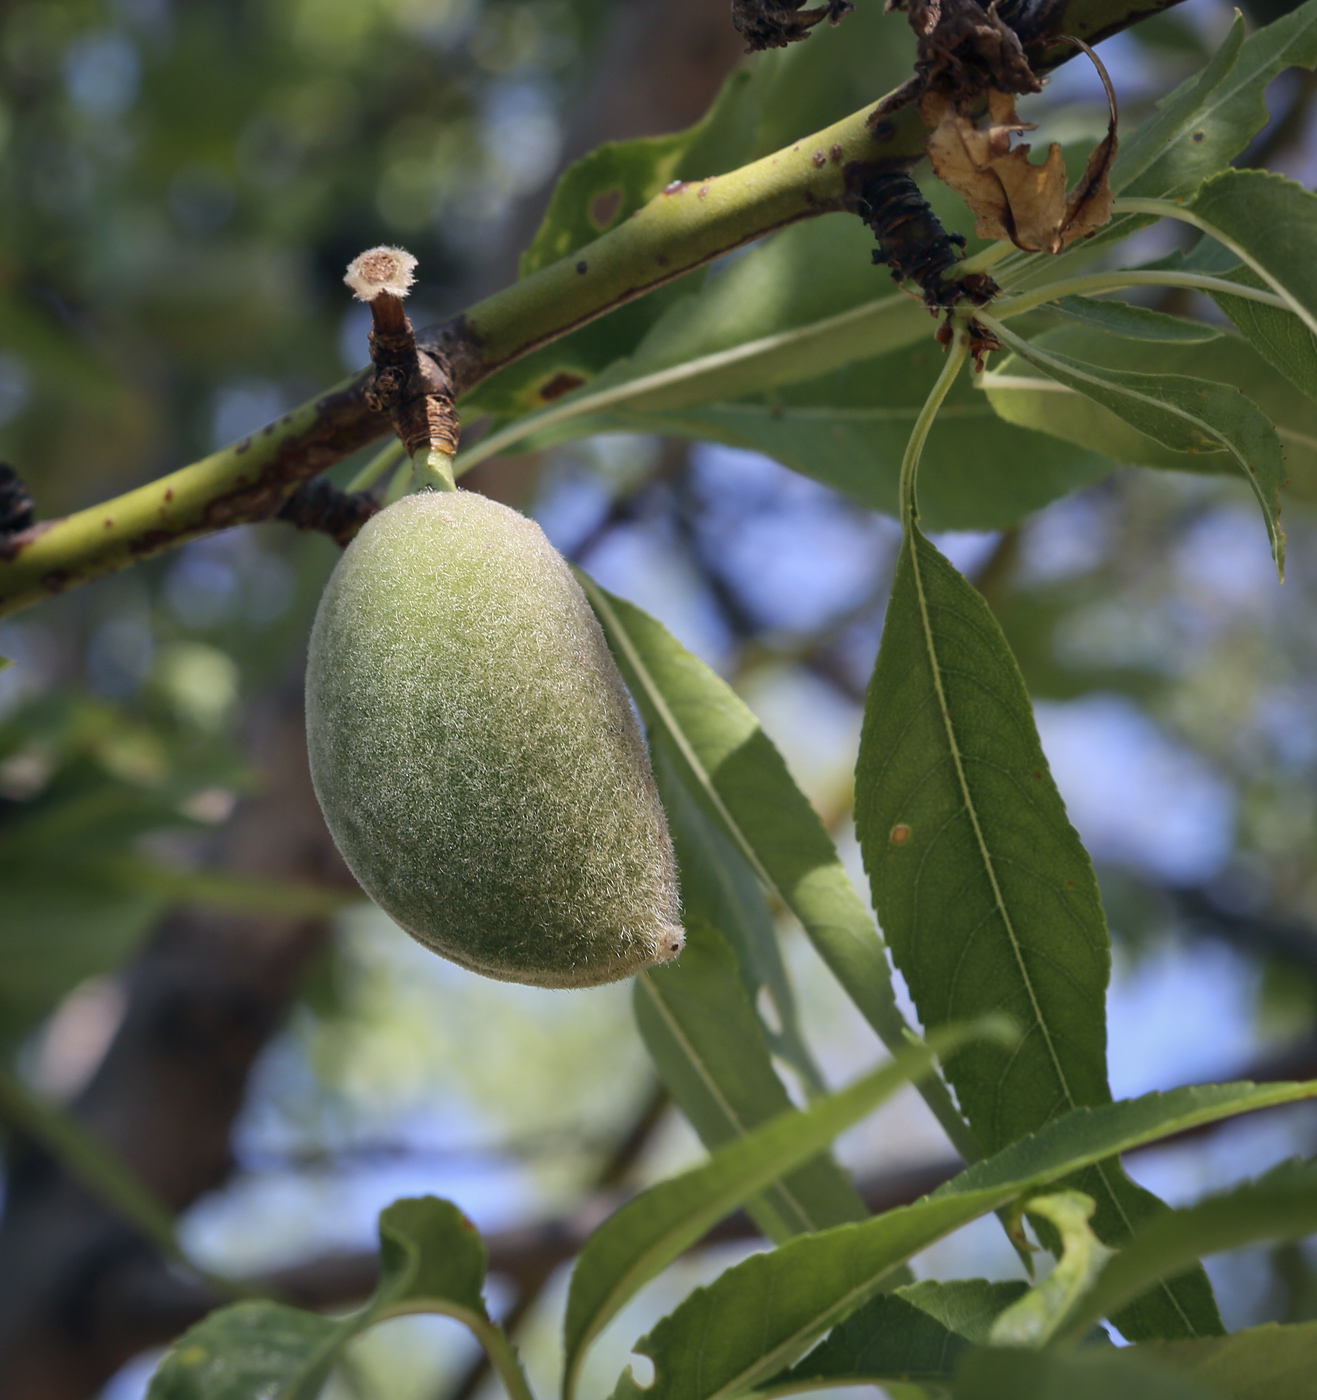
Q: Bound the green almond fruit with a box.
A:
[305,488,684,987]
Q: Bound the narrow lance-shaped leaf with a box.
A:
[638,723,863,1250]
[1158,174,1317,406]
[563,1024,989,1399]
[1189,169,1317,341]
[632,915,867,1248]
[857,330,1221,1342]
[651,733,822,1091]
[608,1081,1317,1400]
[1059,1157,1317,1342]
[1210,265,1317,408]
[1117,0,1317,199]
[980,323,1317,501]
[581,575,977,1160]
[983,316,1287,577]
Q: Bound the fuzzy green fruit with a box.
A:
[305,489,684,987]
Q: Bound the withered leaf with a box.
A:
[923,75,1117,254]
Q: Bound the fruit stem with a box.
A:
[412,447,457,492]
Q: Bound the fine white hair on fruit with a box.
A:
[343,245,418,301]
[305,490,684,989]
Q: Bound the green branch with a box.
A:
[0,0,1189,621]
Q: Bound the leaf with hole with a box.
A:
[607,1082,1314,1400]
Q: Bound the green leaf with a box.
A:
[580,577,975,1158]
[466,71,763,417]
[609,1082,1314,1400]
[952,1346,1225,1400]
[1050,297,1221,343]
[652,740,821,1093]
[131,864,360,919]
[756,1280,1028,1394]
[988,1192,1112,1347]
[564,1025,985,1398]
[897,1278,1033,1344]
[1060,1158,1317,1341]
[1114,0,1317,200]
[149,1198,532,1400]
[983,362,1201,473]
[632,916,867,1247]
[1190,170,1317,341]
[371,1196,490,1319]
[520,73,760,279]
[985,320,1287,577]
[1210,266,1317,407]
[146,1303,341,1400]
[981,324,1317,503]
[854,519,1219,1341]
[621,336,1113,531]
[0,859,166,1029]
[1137,1321,1317,1400]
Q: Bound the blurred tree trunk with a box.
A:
[0,5,744,1397]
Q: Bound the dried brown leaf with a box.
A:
[923,63,1118,254]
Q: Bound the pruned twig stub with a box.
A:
[850,166,999,308]
[345,246,462,463]
[0,465,35,537]
[731,0,854,51]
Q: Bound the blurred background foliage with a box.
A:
[3,0,1317,1397]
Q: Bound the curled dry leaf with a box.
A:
[922,45,1117,254]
